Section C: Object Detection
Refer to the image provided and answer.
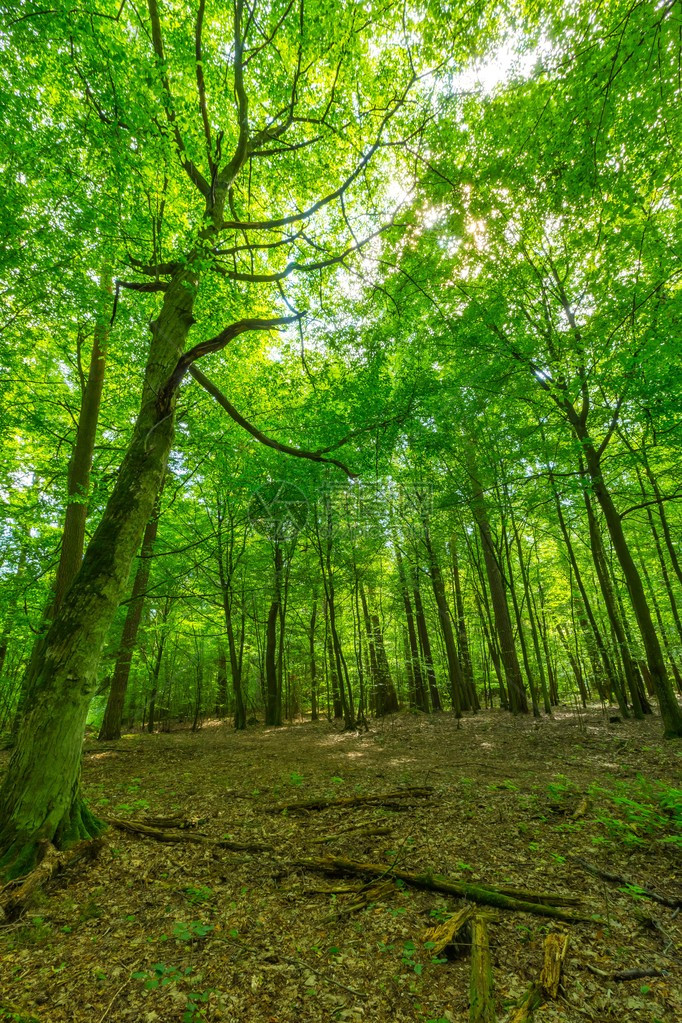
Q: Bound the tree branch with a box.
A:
[189,365,356,477]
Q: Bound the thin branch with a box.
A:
[189,365,356,477]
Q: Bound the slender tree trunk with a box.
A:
[464,443,528,713]
[423,524,463,717]
[215,648,228,718]
[412,574,442,711]
[583,488,645,718]
[451,539,478,711]
[98,481,164,740]
[551,482,626,709]
[396,547,428,711]
[309,597,318,721]
[265,543,283,727]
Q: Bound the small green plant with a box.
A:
[289,771,304,786]
[401,939,423,975]
[172,920,214,942]
[0,1007,40,1023]
[547,774,574,802]
[183,885,214,905]
[132,962,192,990]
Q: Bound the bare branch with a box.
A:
[189,365,357,477]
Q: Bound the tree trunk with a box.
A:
[98,480,164,740]
[581,444,682,733]
[423,523,463,717]
[265,543,283,727]
[413,574,442,711]
[396,547,428,711]
[465,443,528,713]
[309,598,318,721]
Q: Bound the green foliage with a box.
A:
[591,777,682,849]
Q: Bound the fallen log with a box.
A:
[469,914,496,1022]
[573,857,681,908]
[269,786,434,812]
[293,855,596,923]
[540,933,569,997]
[0,837,104,923]
[485,885,580,907]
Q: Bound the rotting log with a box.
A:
[423,905,473,957]
[268,786,434,812]
[484,885,580,907]
[540,932,569,997]
[469,913,496,1022]
[293,855,597,923]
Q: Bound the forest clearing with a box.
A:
[0,710,680,1022]
[1,0,682,1019]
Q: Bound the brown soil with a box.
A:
[1,707,680,1022]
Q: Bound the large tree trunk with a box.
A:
[0,268,197,877]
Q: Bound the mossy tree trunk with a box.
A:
[0,269,197,876]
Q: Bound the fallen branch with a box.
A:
[574,857,681,908]
[320,878,396,923]
[311,823,392,844]
[585,964,667,981]
[293,855,596,923]
[469,913,496,1022]
[269,786,434,813]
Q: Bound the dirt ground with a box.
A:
[0,707,680,1023]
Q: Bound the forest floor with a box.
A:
[0,707,680,1023]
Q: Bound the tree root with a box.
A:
[0,836,104,922]
[104,816,272,852]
